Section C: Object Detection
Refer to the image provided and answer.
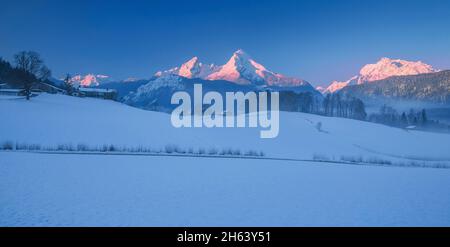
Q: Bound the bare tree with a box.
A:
[13,51,51,100]
[38,65,51,81]
[63,74,74,96]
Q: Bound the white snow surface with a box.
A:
[1,94,449,161]
[1,94,450,226]
[1,152,450,226]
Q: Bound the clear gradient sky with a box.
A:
[1,0,449,86]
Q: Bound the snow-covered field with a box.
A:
[1,94,450,162]
[1,152,450,226]
[1,94,450,226]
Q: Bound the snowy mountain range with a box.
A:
[339,69,450,105]
[53,53,448,109]
[123,75,319,112]
[122,50,320,111]
[155,49,311,87]
[319,58,438,94]
[69,74,112,87]
[155,56,220,79]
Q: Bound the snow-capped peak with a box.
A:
[69,74,111,87]
[154,57,219,79]
[153,49,310,88]
[323,57,438,94]
[178,56,200,78]
[358,57,437,83]
[206,49,309,87]
[206,49,258,84]
[322,76,358,94]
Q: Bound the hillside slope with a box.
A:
[1,94,449,163]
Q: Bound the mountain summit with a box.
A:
[155,49,310,87]
[69,74,111,87]
[322,57,438,94]
[155,57,219,79]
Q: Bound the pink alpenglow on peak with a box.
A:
[357,57,437,83]
[322,76,358,94]
[206,49,309,86]
[154,57,219,79]
[315,86,326,94]
[178,56,200,78]
[322,57,438,94]
[154,49,310,87]
[70,74,111,87]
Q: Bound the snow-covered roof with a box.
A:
[39,82,65,91]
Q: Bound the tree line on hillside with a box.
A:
[368,105,449,131]
[368,105,427,127]
[279,91,367,120]
[278,91,449,132]
[0,51,52,100]
[340,70,450,104]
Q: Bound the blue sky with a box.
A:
[1,0,449,86]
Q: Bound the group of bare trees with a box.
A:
[368,105,429,127]
[279,91,320,114]
[63,74,75,96]
[278,91,367,121]
[322,93,367,120]
[13,51,52,100]
[0,51,52,100]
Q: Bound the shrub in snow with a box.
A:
[56,144,74,151]
[175,146,186,154]
[1,141,14,150]
[165,144,175,154]
[245,150,260,156]
[15,143,41,151]
[340,155,363,163]
[313,153,330,161]
[208,148,218,155]
[221,148,233,156]
[77,144,89,152]
[365,157,392,165]
[100,144,108,152]
[108,145,116,152]
[316,122,322,132]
